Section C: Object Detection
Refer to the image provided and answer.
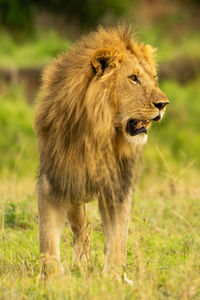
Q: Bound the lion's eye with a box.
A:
[128,75,141,84]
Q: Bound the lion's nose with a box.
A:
[153,101,169,110]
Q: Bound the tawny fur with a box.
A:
[35,25,168,280]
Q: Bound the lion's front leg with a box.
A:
[98,190,132,284]
[38,180,66,278]
[67,202,89,267]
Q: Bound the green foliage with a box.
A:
[0,30,69,67]
[57,0,132,28]
[139,27,200,62]
[0,27,199,68]
[0,0,33,35]
[0,0,133,34]
[4,199,36,229]
[147,77,200,168]
[4,202,16,228]
[0,87,37,176]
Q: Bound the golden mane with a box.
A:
[35,25,155,202]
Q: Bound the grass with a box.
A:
[0,163,200,299]
[0,77,200,299]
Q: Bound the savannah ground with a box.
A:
[1,20,200,300]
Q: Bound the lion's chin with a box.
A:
[125,132,148,146]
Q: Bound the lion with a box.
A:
[35,25,169,283]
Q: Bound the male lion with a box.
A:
[35,26,169,282]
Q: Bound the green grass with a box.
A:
[0,165,200,299]
[0,76,200,298]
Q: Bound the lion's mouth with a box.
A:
[126,119,151,136]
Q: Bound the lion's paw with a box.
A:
[39,256,64,280]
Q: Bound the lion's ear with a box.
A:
[140,44,157,74]
[91,48,117,76]
[140,44,157,61]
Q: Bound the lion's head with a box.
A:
[89,28,169,148]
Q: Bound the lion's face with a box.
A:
[91,46,169,146]
[115,53,169,145]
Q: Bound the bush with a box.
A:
[0,0,33,34]
[0,0,132,35]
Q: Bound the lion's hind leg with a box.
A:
[67,202,90,269]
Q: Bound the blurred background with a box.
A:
[0,1,200,297]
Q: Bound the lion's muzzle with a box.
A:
[126,119,150,136]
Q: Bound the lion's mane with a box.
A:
[35,26,147,203]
